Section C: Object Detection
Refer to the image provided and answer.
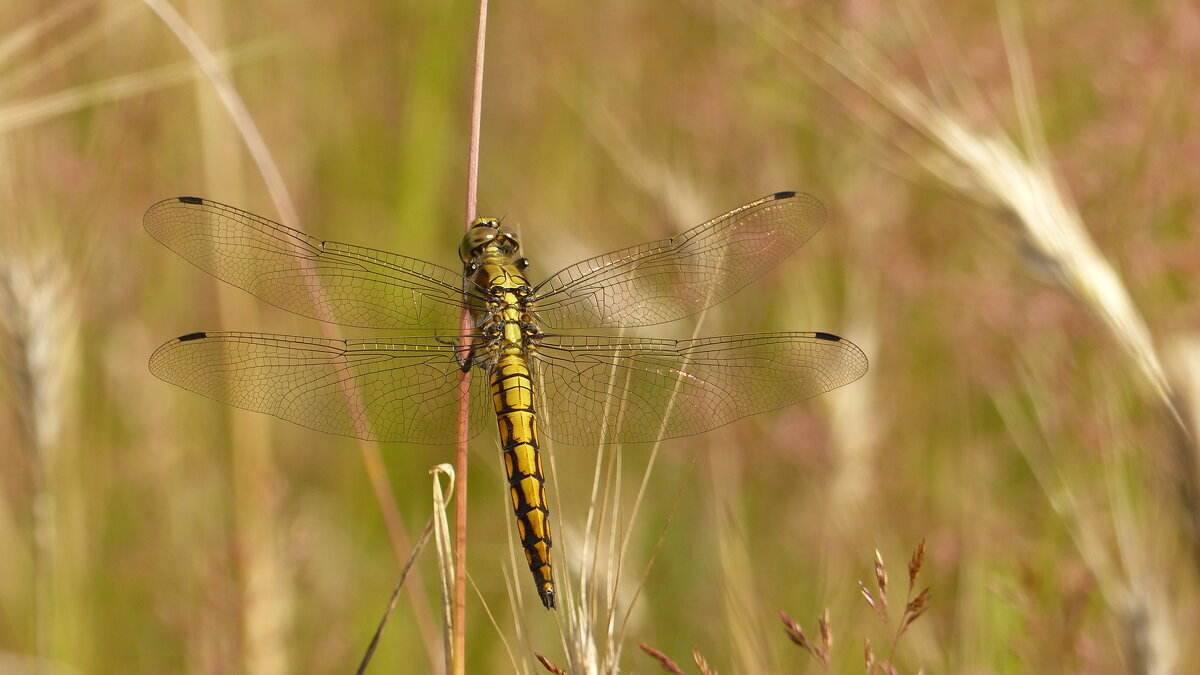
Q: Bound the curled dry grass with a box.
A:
[741,0,1179,429]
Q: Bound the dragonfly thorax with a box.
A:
[467,255,538,356]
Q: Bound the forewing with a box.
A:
[529,332,867,445]
[532,192,826,329]
[144,197,472,330]
[148,331,493,444]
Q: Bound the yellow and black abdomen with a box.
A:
[490,351,555,609]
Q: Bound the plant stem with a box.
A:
[453,1,488,673]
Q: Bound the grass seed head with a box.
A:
[859,581,883,621]
[908,539,927,587]
[779,610,813,652]
[692,648,717,675]
[535,653,569,675]
[901,588,933,636]
[639,642,686,674]
[819,607,833,656]
[874,549,889,610]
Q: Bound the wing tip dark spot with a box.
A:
[813,331,841,342]
[177,196,204,205]
[177,331,208,342]
[772,190,797,200]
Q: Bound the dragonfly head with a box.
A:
[460,218,521,263]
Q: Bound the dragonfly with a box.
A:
[145,191,868,610]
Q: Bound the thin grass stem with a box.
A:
[0,42,268,133]
[357,517,435,675]
[453,1,488,673]
[140,0,296,225]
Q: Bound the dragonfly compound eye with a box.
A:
[459,222,500,262]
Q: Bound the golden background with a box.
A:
[1,1,1197,672]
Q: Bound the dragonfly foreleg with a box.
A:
[434,333,493,372]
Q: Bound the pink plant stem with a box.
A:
[453,1,488,673]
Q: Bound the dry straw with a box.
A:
[531,99,725,674]
[0,244,79,666]
[1167,338,1200,566]
[992,358,1181,675]
[0,3,262,132]
[356,466,451,674]
[142,0,441,668]
[738,0,1180,429]
[732,9,1192,662]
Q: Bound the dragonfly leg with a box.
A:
[436,326,502,372]
[434,334,481,372]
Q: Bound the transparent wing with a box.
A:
[145,197,474,330]
[532,192,826,329]
[529,331,867,445]
[148,331,493,444]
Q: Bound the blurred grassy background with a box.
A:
[1,0,1198,673]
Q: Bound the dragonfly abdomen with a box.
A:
[490,352,555,609]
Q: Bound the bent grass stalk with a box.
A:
[741,1,1180,429]
[731,4,1186,670]
[143,0,441,666]
[0,43,271,134]
[2,1,138,93]
[0,0,86,70]
[992,363,1180,674]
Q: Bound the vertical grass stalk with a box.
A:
[454,1,488,673]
